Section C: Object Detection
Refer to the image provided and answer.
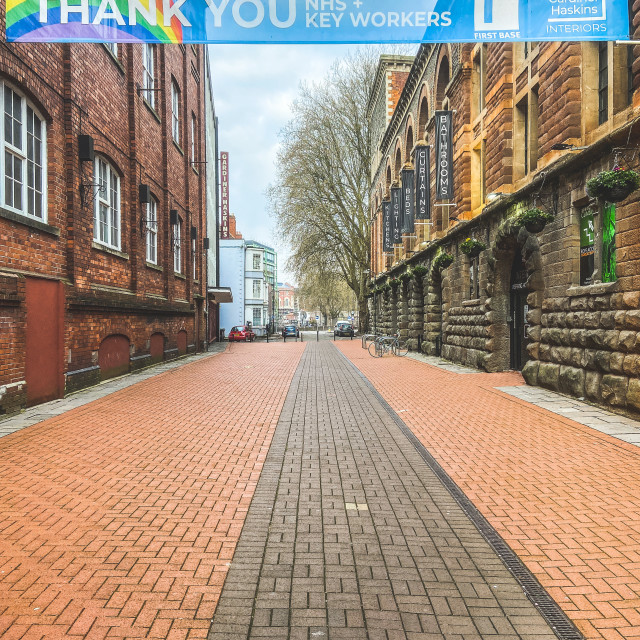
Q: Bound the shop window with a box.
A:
[579,203,616,286]
[579,206,595,286]
[468,256,480,299]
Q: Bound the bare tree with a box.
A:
[298,266,353,327]
[269,49,376,331]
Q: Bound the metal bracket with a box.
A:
[80,182,105,209]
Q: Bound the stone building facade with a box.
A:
[370,25,640,416]
[0,27,211,414]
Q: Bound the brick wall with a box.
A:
[0,36,208,415]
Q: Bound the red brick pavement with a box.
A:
[338,340,640,640]
[0,343,304,640]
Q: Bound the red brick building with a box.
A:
[0,26,211,414]
[370,25,640,415]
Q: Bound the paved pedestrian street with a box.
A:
[0,341,639,640]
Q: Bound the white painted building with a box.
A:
[219,239,272,337]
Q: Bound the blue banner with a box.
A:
[6,0,628,43]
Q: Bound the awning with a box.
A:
[208,287,233,303]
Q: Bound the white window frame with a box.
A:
[146,198,158,264]
[253,279,261,298]
[93,156,121,250]
[1,83,47,222]
[191,113,196,164]
[171,81,180,145]
[173,220,182,273]
[252,307,261,325]
[142,44,155,108]
[105,42,118,58]
[252,253,261,270]
[192,237,197,280]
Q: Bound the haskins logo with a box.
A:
[474,0,520,31]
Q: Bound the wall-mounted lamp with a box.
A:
[190,226,197,240]
[139,184,151,203]
[203,238,210,250]
[550,142,588,151]
[170,209,179,226]
[78,135,94,162]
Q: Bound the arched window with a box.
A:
[405,125,414,162]
[418,95,429,139]
[436,56,450,109]
[94,156,121,249]
[1,83,47,221]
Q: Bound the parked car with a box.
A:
[282,325,299,338]
[228,325,255,342]
[334,321,355,337]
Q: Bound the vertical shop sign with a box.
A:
[414,145,430,220]
[401,165,415,234]
[602,203,617,283]
[382,200,392,252]
[220,151,229,239]
[435,111,454,200]
[391,186,402,245]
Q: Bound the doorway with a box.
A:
[509,247,530,371]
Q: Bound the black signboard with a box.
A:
[382,200,392,252]
[401,167,415,234]
[391,187,402,245]
[435,110,454,200]
[414,145,431,220]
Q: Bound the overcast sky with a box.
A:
[207,44,359,285]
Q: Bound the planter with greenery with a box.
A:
[399,271,412,283]
[389,277,400,289]
[516,207,554,233]
[432,252,454,272]
[586,167,640,202]
[459,237,486,257]
[413,264,428,279]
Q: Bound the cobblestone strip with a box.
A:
[337,340,640,640]
[0,342,304,640]
[209,342,560,640]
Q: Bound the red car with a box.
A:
[228,325,255,342]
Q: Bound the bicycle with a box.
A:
[367,333,408,358]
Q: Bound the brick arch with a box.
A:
[150,331,165,363]
[393,142,403,180]
[435,45,453,109]
[98,334,130,380]
[485,219,544,372]
[0,76,54,126]
[93,150,124,178]
[404,116,415,163]
[177,329,188,355]
[417,85,430,140]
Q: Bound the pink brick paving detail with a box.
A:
[338,340,640,640]
[0,342,305,640]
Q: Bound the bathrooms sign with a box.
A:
[6,0,627,43]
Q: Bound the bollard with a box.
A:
[300,331,303,342]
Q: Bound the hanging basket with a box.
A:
[586,167,640,202]
[516,208,554,234]
[602,183,636,202]
[524,219,547,233]
[459,237,486,258]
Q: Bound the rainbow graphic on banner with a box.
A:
[6,0,184,42]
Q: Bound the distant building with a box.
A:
[219,233,277,337]
[278,283,299,326]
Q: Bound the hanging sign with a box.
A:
[414,145,430,220]
[435,111,454,201]
[401,166,415,234]
[6,0,628,43]
[220,151,230,239]
[382,200,392,253]
[391,187,402,246]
